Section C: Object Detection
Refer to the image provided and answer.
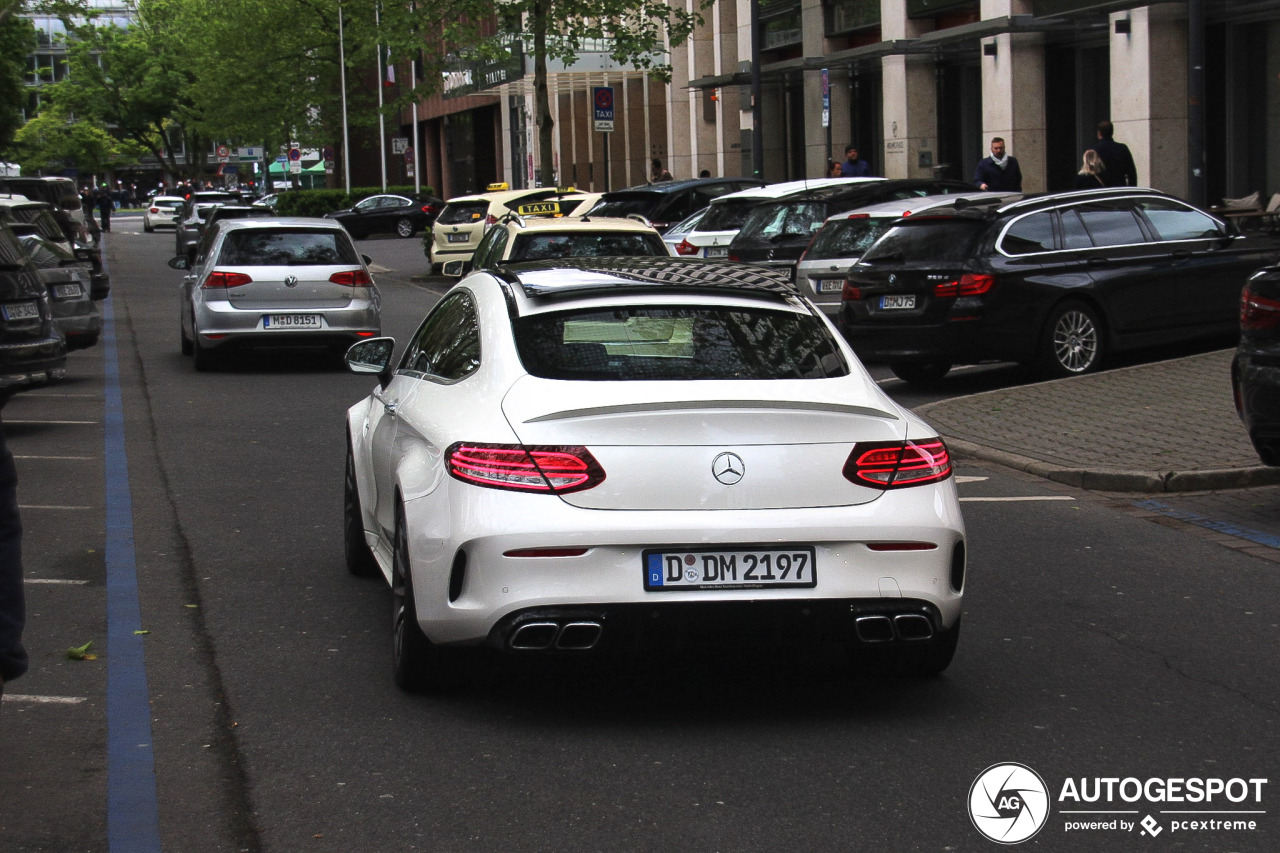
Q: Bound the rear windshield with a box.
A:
[587,195,661,218]
[697,199,759,232]
[859,218,986,263]
[513,305,849,381]
[736,202,829,243]
[153,199,184,210]
[18,234,73,268]
[508,232,667,262]
[437,202,489,225]
[805,217,895,260]
[6,207,64,242]
[48,180,80,209]
[216,229,359,266]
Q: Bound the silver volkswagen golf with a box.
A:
[172,217,381,370]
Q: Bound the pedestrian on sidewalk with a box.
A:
[1074,149,1106,189]
[1093,120,1137,187]
[974,137,1023,192]
[0,414,27,701]
[829,160,844,178]
[840,145,871,177]
[96,187,112,232]
[650,159,674,182]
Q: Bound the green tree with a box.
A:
[13,102,147,174]
[0,6,34,153]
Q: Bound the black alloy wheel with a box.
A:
[344,440,380,577]
[392,503,450,692]
[889,361,952,386]
[1040,301,1104,378]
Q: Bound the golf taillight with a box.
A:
[202,271,253,288]
[675,239,700,256]
[329,269,373,287]
[446,443,605,493]
[1241,283,1280,331]
[843,438,952,489]
[934,273,995,298]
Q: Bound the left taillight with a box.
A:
[1241,282,1280,331]
[674,239,700,256]
[202,271,253,289]
[329,269,373,287]
[843,438,952,489]
[446,443,606,493]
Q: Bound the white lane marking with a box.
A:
[14,455,96,461]
[26,578,91,585]
[2,694,88,705]
[19,505,95,510]
[960,496,1076,502]
[4,419,100,426]
[954,476,988,483]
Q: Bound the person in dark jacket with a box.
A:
[973,137,1023,192]
[1074,149,1106,189]
[1093,120,1138,187]
[96,187,112,232]
[840,145,871,177]
[0,413,27,699]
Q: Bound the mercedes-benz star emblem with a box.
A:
[712,452,745,486]
[284,275,298,288]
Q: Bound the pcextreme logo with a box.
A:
[969,764,1269,844]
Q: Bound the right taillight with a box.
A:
[202,271,253,288]
[446,443,605,493]
[1241,283,1280,331]
[843,438,952,489]
[674,239,700,256]
[330,269,373,287]
[841,281,862,301]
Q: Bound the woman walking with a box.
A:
[1074,150,1106,189]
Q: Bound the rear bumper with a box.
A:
[1233,350,1280,464]
[0,333,67,389]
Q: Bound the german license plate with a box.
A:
[704,246,728,259]
[644,546,817,591]
[2,301,39,321]
[880,294,916,310]
[263,314,320,328]
[446,232,470,243]
[817,279,844,293]
[53,283,83,299]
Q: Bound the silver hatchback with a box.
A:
[171,218,381,370]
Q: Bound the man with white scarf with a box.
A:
[973,137,1023,192]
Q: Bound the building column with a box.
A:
[979,0,1045,191]
[880,2,935,179]
[1111,5,1188,195]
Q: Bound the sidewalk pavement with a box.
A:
[915,349,1280,493]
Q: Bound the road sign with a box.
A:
[216,145,230,163]
[403,146,414,163]
[821,69,830,128]
[392,137,409,155]
[593,86,615,133]
[287,146,301,174]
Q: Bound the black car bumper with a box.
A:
[1233,350,1280,464]
[0,332,67,390]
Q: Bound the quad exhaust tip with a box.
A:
[855,613,935,643]
[509,620,603,651]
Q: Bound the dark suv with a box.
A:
[585,177,765,233]
[726,179,973,274]
[0,221,68,393]
[840,188,1280,383]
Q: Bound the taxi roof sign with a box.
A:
[486,182,510,191]
[517,201,563,216]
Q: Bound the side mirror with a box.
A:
[168,256,190,270]
[442,260,468,277]
[345,337,396,387]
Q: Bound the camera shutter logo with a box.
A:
[969,763,1050,844]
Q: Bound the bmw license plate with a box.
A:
[446,232,470,243]
[644,546,817,591]
[263,314,321,328]
[817,279,844,293]
[2,301,39,321]
[704,246,728,259]
[53,283,83,299]
[880,294,916,310]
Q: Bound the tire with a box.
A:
[889,361,952,386]
[391,503,453,692]
[344,440,380,578]
[144,222,154,233]
[1039,301,1104,378]
[180,323,193,356]
[192,335,217,371]
[395,218,415,238]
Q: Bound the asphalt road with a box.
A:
[1,217,1276,852]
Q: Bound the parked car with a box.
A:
[251,193,281,212]
[0,197,108,299]
[669,178,856,259]
[341,256,966,690]
[582,176,766,234]
[796,192,1022,317]
[170,217,381,371]
[840,187,1280,384]
[324,193,445,239]
[426,184,562,273]
[143,196,186,232]
[0,221,67,392]
[175,202,226,263]
[661,207,710,255]
[1232,264,1280,464]
[15,233,102,350]
[0,176,87,238]
[446,214,671,275]
[727,179,973,275]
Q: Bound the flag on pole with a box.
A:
[384,46,395,87]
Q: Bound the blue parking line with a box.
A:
[101,254,164,851]
[1133,499,1280,550]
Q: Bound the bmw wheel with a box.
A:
[1040,301,1103,378]
[395,217,415,238]
[392,503,452,691]
[344,440,380,577]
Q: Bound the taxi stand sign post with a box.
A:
[593,86,614,192]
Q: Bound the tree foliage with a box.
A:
[13,102,147,174]
[0,8,34,153]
